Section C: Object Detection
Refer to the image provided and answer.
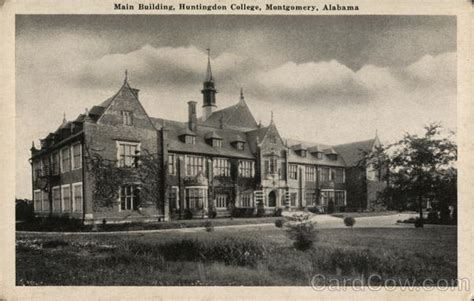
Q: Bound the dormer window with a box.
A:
[324,148,339,160]
[212,139,222,148]
[316,152,323,159]
[231,135,246,150]
[179,128,196,144]
[122,110,133,126]
[205,131,223,148]
[291,144,308,157]
[185,135,196,144]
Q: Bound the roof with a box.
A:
[334,138,377,167]
[152,117,256,159]
[200,97,258,130]
[204,131,222,140]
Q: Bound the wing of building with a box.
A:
[30,54,386,224]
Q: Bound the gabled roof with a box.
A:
[201,97,258,130]
[334,138,377,167]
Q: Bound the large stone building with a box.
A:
[30,55,386,223]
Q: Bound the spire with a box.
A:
[202,47,217,121]
[240,87,244,101]
[375,129,379,138]
[271,111,274,122]
[62,112,67,124]
[205,48,213,82]
[124,69,128,83]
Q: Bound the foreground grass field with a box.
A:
[16,226,457,286]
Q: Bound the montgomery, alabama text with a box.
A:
[113,3,360,12]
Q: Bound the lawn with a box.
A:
[16,226,457,286]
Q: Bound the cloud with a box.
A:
[251,52,456,106]
[75,45,252,89]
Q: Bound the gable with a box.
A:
[98,83,155,131]
[260,122,285,151]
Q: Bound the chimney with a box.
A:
[188,101,197,132]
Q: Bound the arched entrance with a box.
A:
[268,190,277,207]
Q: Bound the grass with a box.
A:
[16,226,457,286]
[16,216,279,232]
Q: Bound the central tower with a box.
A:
[201,48,217,121]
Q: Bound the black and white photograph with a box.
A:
[1,1,472,298]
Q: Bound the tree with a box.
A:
[361,123,457,227]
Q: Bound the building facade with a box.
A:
[30,56,385,223]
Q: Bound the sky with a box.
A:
[16,15,457,198]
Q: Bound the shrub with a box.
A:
[256,207,265,217]
[204,220,214,232]
[343,216,355,228]
[274,208,283,217]
[184,209,193,220]
[284,213,317,251]
[427,210,438,223]
[327,200,335,214]
[339,206,346,213]
[274,219,284,228]
[307,207,320,214]
[16,199,34,222]
[208,210,217,219]
[414,217,424,228]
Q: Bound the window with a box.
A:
[240,191,253,207]
[33,160,42,180]
[316,152,323,159]
[215,194,228,209]
[72,183,83,213]
[185,135,196,144]
[72,143,82,170]
[335,191,346,206]
[42,157,50,176]
[212,139,222,148]
[305,190,317,206]
[122,110,133,126]
[269,135,277,144]
[34,190,42,212]
[335,168,345,183]
[185,155,206,176]
[185,188,207,209]
[321,190,335,206]
[300,150,307,157]
[52,151,60,175]
[169,186,179,210]
[61,185,71,213]
[290,192,297,207]
[213,158,230,177]
[52,186,61,212]
[235,142,244,150]
[168,154,176,175]
[120,185,140,211]
[61,147,71,173]
[239,160,255,178]
[320,167,330,183]
[269,157,278,174]
[289,164,298,179]
[117,142,140,167]
[305,166,316,182]
[42,191,50,213]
